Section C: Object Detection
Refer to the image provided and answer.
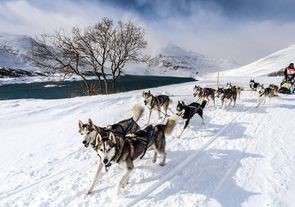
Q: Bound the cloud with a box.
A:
[0,0,295,64]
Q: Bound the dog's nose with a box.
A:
[103,159,108,164]
[82,140,87,144]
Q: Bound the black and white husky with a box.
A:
[256,85,275,107]
[249,79,260,91]
[78,104,144,149]
[193,85,216,106]
[176,100,207,138]
[87,117,177,194]
[216,87,237,109]
[142,90,172,125]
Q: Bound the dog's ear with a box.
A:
[88,118,94,128]
[181,101,185,105]
[148,90,151,94]
[78,120,83,129]
[108,132,116,144]
[95,133,102,147]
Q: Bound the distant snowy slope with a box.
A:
[0,32,35,71]
[125,44,240,78]
[220,44,295,77]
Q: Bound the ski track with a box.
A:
[126,103,257,207]
[1,78,294,207]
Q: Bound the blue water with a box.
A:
[0,75,195,100]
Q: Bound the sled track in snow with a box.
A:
[126,105,257,207]
[0,153,94,200]
[211,107,273,197]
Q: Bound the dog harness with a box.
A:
[140,125,155,159]
[123,121,135,135]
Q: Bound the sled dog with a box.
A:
[78,104,144,148]
[86,117,177,194]
[226,82,243,98]
[193,85,216,106]
[269,84,279,95]
[257,85,275,107]
[176,100,207,138]
[142,90,172,125]
[249,79,260,91]
[216,87,237,109]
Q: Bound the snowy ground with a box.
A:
[0,76,294,207]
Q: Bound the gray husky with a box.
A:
[256,85,275,107]
[142,90,172,125]
[216,87,237,109]
[193,85,216,106]
[226,82,243,98]
[78,104,144,149]
[87,117,177,194]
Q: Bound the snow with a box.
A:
[219,44,295,77]
[0,75,294,207]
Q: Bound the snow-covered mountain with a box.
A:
[220,44,295,77]
[0,32,37,71]
[128,44,240,78]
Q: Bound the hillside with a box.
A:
[0,32,36,71]
[126,45,240,78]
[219,44,295,77]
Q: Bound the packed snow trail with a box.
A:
[126,103,257,207]
[0,77,295,207]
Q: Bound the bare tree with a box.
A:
[71,18,113,94]
[108,20,148,92]
[28,18,148,95]
[28,32,96,95]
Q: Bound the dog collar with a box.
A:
[105,163,112,168]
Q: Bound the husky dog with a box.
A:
[225,82,232,89]
[142,90,172,125]
[176,100,207,138]
[226,82,243,98]
[257,85,275,107]
[78,104,144,149]
[86,117,177,194]
[193,85,216,106]
[269,84,279,95]
[236,86,244,98]
[249,79,260,91]
[216,87,237,109]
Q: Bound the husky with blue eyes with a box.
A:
[86,116,177,195]
[78,104,144,149]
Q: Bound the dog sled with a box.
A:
[279,79,294,94]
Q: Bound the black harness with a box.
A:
[140,126,155,159]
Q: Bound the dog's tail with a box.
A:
[164,115,177,135]
[201,100,207,109]
[132,104,145,122]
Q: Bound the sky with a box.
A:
[0,0,295,64]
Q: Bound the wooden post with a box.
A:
[217,72,220,88]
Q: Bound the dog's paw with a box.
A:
[159,162,165,167]
[121,181,129,189]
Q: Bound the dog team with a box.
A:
[78,79,278,195]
